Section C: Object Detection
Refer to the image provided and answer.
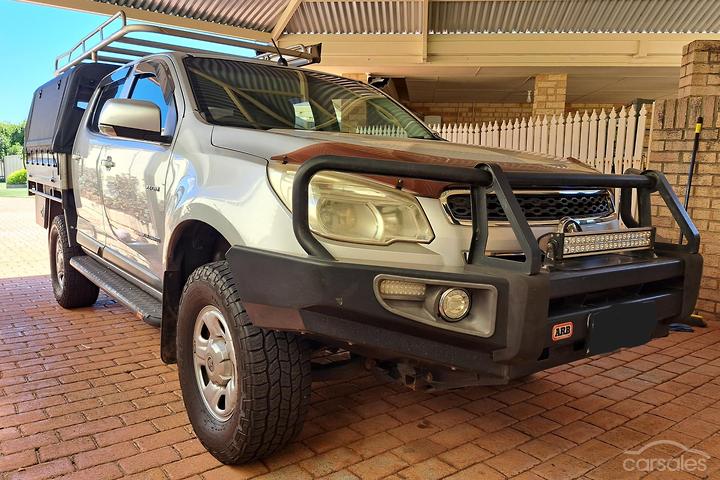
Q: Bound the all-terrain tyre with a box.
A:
[49,215,100,308]
[176,261,311,464]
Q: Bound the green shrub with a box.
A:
[7,168,27,185]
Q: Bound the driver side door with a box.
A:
[96,59,179,290]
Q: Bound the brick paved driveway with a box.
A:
[2,196,720,480]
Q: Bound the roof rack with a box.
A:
[55,11,321,76]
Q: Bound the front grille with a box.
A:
[443,191,614,223]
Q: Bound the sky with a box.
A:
[0,0,255,124]
[0,1,108,123]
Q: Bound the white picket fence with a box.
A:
[429,105,650,175]
[356,125,408,137]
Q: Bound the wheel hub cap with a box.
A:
[192,306,237,422]
[55,236,65,288]
[205,340,232,385]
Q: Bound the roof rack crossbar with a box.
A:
[94,54,137,66]
[56,11,128,72]
[102,45,155,58]
[116,37,231,57]
[55,10,321,75]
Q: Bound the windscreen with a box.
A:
[184,57,435,140]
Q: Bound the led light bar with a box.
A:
[546,227,655,261]
[378,279,426,299]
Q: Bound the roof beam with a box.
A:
[421,0,429,62]
[280,32,720,73]
[272,0,303,40]
[302,0,415,2]
[19,0,272,42]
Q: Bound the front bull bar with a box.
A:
[290,156,700,274]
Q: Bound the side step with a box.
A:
[70,256,162,327]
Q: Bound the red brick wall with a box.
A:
[678,41,720,97]
[649,96,720,320]
[406,101,630,126]
[405,102,533,125]
[532,73,567,117]
[648,40,720,321]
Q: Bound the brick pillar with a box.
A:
[649,40,720,320]
[532,73,567,117]
[678,40,720,97]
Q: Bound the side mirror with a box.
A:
[98,98,163,141]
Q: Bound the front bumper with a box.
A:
[227,246,701,386]
[226,156,702,388]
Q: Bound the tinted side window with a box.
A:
[89,80,124,132]
[129,75,177,136]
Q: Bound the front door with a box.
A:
[73,66,131,250]
[97,59,179,289]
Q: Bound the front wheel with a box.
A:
[49,215,99,308]
[176,261,311,464]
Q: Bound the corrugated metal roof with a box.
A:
[286,1,422,34]
[92,0,720,35]
[93,0,288,31]
[429,0,720,34]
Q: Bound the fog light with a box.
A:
[439,288,471,322]
[379,279,426,299]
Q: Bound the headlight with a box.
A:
[268,163,435,246]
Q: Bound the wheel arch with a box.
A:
[161,217,239,363]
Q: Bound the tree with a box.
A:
[0,121,25,158]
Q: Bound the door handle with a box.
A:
[101,156,115,169]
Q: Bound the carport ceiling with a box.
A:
[287,0,720,35]
[23,0,720,101]
[29,0,720,37]
[406,66,679,104]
